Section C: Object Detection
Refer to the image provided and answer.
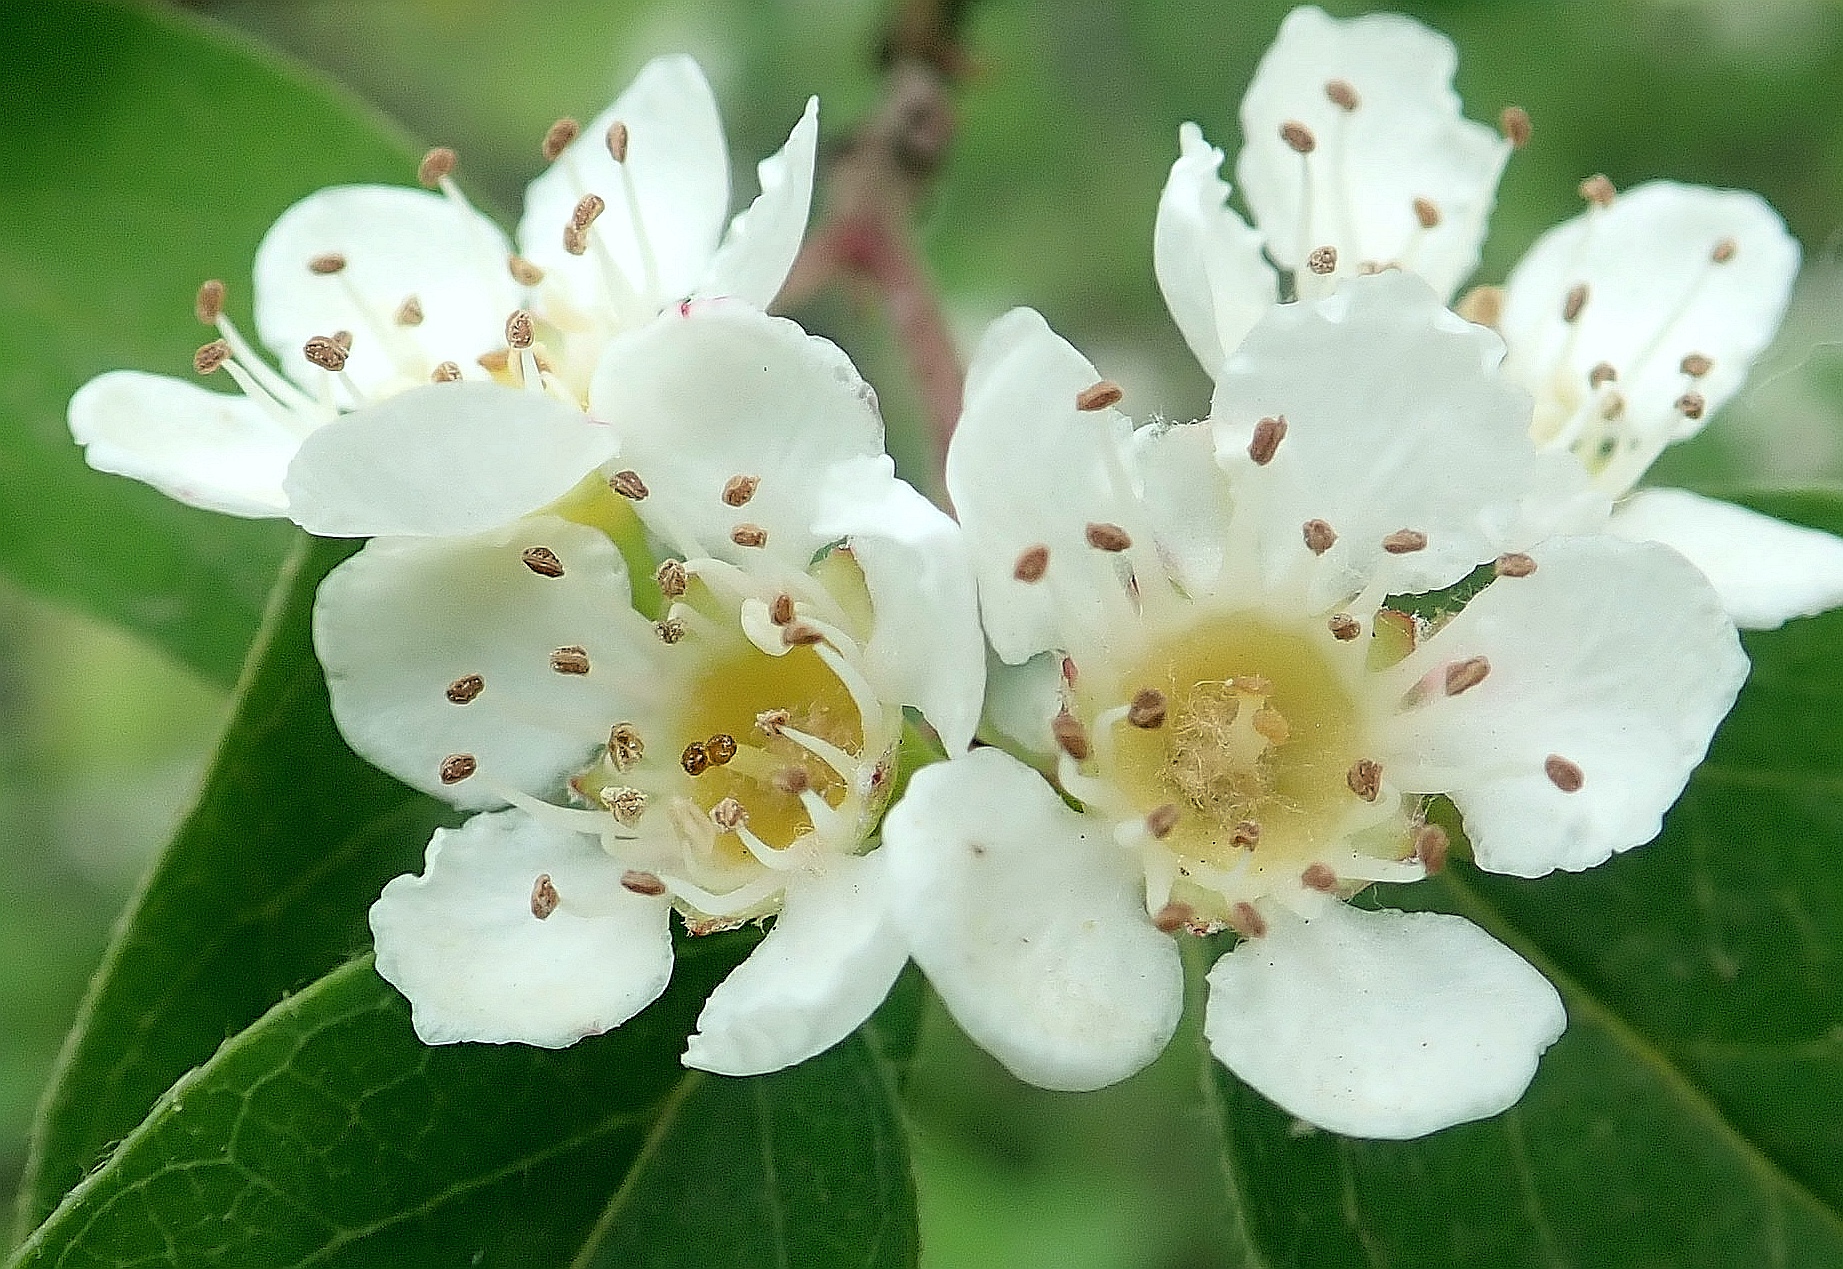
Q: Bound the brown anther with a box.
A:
[1346,758,1382,802]
[1545,754,1585,792]
[1085,522,1133,552]
[548,646,589,676]
[774,766,811,795]
[570,193,606,231]
[608,722,644,769]
[782,621,825,648]
[1680,353,1713,379]
[1232,820,1262,848]
[1280,120,1317,154]
[530,874,560,919]
[655,618,687,645]
[431,361,462,382]
[1231,675,1271,695]
[1127,688,1167,729]
[769,593,795,625]
[1013,544,1050,583]
[1499,105,1532,149]
[1327,613,1361,641]
[1494,552,1537,578]
[722,474,761,507]
[1306,245,1338,276]
[508,255,545,286]
[477,349,511,375]
[1676,391,1706,421]
[1302,862,1338,892]
[1712,237,1738,264]
[1412,197,1441,230]
[388,295,423,327]
[193,339,231,375]
[1455,285,1505,329]
[602,786,647,827]
[302,335,349,372]
[542,116,580,162]
[445,674,485,705]
[1589,362,1618,388]
[308,252,347,275]
[1145,804,1181,839]
[756,708,791,737]
[1444,655,1491,696]
[1415,823,1450,873]
[621,869,668,897]
[1248,415,1288,465]
[1302,518,1337,555]
[1076,379,1124,411]
[439,753,477,784]
[504,309,535,350]
[1152,901,1195,934]
[1562,283,1589,324]
[608,469,649,500]
[606,120,630,163]
[1229,902,1268,939]
[1382,529,1428,554]
[731,523,769,549]
[705,733,738,767]
[1252,706,1290,745]
[646,560,685,600]
[1578,173,1616,208]
[195,279,226,324]
[681,742,710,776]
[1051,710,1091,761]
[1324,78,1360,111]
[521,546,564,577]
[418,146,457,188]
[710,796,748,831]
[563,224,590,256]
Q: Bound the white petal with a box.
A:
[1610,488,1843,630]
[315,517,665,811]
[587,302,883,567]
[1387,535,1746,877]
[372,808,674,1047]
[980,649,1063,766]
[880,747,1182,1092]
[697,96,820,309]
[283,382,618,537]
[1500,182,1800,491]
[518,55,729,315]
[252,185,518,396]
[683,851,907,1076]
[1205,903,1564,1139]
[812,458,986,753]
[1155,123,1278,378]
[1211,272,1596,597]
[1236,6,1508,295]
[1130,416,1237,596]
[67,371,299,516]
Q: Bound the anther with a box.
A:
[608,470,649,500]
[302,335,349,372]
[1413,197,1441,230]
[731,523,769,549]
[1676,392,1706,421]
[1680,353,1713,378]
[445,674,485,705]
[710,797,748,831]
[1076,379,1124,411]
[1051,710,1091,761]
[1253,706,1289,745]
[1499,105,1532,149]
[603,786,647,827]
[1456,285,1504,328]
[1013,544,1050,583]
[1229,902,1268,939]
[774,766,811,795]
[705,733,738,766]
[505,309,535,350]
[193,339,231,375]
[1382,529,1427,554]
[1127,688,1167,729]
[1545,754,1585,792]
[508,255,545,286]
[1324,78,1360,111]
[1415,823,1449,873]
[654,559,688,597]
[608,722,644,769]
[522,546,564,577]
[1712,237,1738,264]
[542,117,580,162]
[1085,522,1132,552]
[394,296,425,327]
[417,147,457,188]
[1327,613,1361,641]
[1578,173,1616,208]
[570,193,606,231]
[681,742,710,776]
[1232,820,1261,848]
[195,279,226,324]
[756,708,791,737]
[1562,283,1589,324]
[655,618,687,644]
[1494,552,1537,578]
[1306,246,1337,276]
[550,645,591,675]
[1346,758,1382,802]
[1248,415,1287,465]
[606,120,630,163]
[782,621,825,647]
[769,593,795,625]
[431,361,462,382]
[1589,362,1618,388]
[1145,804,1180,839]
[1280,120,1317,154]
[530,874,560,919]
[1301,862,1338,892]
[439,753,477,784]
[563,224,589,256]
[1152,901,1194,934]
[1444,656,1490,696]
[308,252,347,275]
[1302,519,1337,555]
[722,474,761,507]
[622,869,668,896]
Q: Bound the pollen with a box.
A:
[445,674,485,705]
[1301,862,1337,892]
[1306,246,1337,276]
[521,545,564,577]
[1382,529,1428,554]
[530,874,560,919]
[1127,688,1167,729]
[1076,379,1124,411]
[302,335,349,372]
[1544,754,1585,792]
[508,255,545,286]
[621,870,667,896]
[705,733,739,766]
[1562,283,1589,324]
[1494,552,1537,578]
[195,279,226,324]
[308,252,347,275]
[1229,902,1267,939]
[1014,545,1050,582]
[394,296,425,327]
[769,593,795,625]
[1145,804,1180,839]
[682,742,711,776]
[550,645,591,675]
[1412,197,1441,230]
[1280,120,1316,154]
[193,340,231,375]
[1302,519,1337,555]
[1152,900,1194,934]
[439,753,477,784]
[606,120,631,162]
[1327,613,1360,641]
[1346,758,1382,801]
[1085,522,1132,552]
[1248,415,1287,465]
[1052,710,1091,761]
[505,309,536,349]
[571,194,606,231]
[1711,237,1738,264]
[1681,353,1713,378]
[608,722,645,769]
[417,147,457,188]
[1324,78,1360,111]
[656,618,688,644]
[431,362,462,382]
[1499,105,1532,149]
[542,117,580,162]
[1444,656,1490,696]
[722,474,761,506]
[655,559,689,597]
[1578,173,1616,208]
[731,523,769,549]
[608,470,649,500]
[603,786,647,827]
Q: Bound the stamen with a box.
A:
[710,797,748,831]
[505,309,536,349]
[1494,552,1537,578]
[519,548,564,581]
[439,753,477,784]
[1444,656,1490,696]
[1085,522,1133,552]
[1346,758,1382,801]
[563,224,590,256]
[774,765,811,795]
[445,674,485,705]
[302,335,349,372]
[1327,613,1360,641]
[1301,862,1337,892]
[722,475,761,507]
[769,593,795,625]
[1248,415,1287,465]
[1562,283,1589,324]
[195,279,226,323]
[756,709,791,737]
[731,523,769,549]
[418,147,457,189]
[1382,529,1427,554]
[1127,688,1167,729]
[1145,804,1180,839]
[1544,754,1585,792]
[571,193,606,231]
[1324,78,1360,111]
[478,350,510,375]
[431,361,462,382]
[508,255,545,286]
[1051,710,1091,760]
[608,723,644,769]
[1077,379,1124,411]
[621,869,667,896]
[1013,545,1050,582]
[1680,353,1713,378]
[1578,173,1616,208]
[1456,285,1504,328]
[1279,120,1317,154]
[602,786,647,828]
[1252,706,1289,744]
[706,734,738,766]
[1589,362,1617,388]
[682,742,711,776]
[550,645,591,675]
[656,617,687,644]
[1306,246,1337,276]
[542,117,580,162]
[1152,901,1194,934]
[1412,197,1441,230]
[655,559,688,597]
[1232,820,1261,847]
[606,121,631,162]
[608,470,649,500]
[1415,823,1449,872]
[1302,519,1337,555]
[308,252,347,275]
[1676,392,1706,421]
[193,340,231,375]
[777,726,859,781]
[781,621,825,647]
[394,296,425,327]
[1229,901,1268,939]
[1711,237,1738,264]
[530,874,560,919]
[1499,106,1532,149]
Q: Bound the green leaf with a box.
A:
[0,0,422,684]
[1204,488,1843,1266]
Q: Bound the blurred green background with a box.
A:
[6,0,1843,1264]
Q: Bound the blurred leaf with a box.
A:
[0,0,422,684]
[1205,489,1843,1266]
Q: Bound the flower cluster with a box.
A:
[68,14,1842,1138]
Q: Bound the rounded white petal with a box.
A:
[1236,6,1508,296]
[315,517,665,811]
[1130,416,1237,596]
[812,457,985,753]
[1610,487,1843,630]
[283,382,618,537]
[372,809,674,1047]
[683,851,907,1077]
[697,96,820,309]
[252,185,518,395]
[880,747,1183,1092]
[1387,535,1747,877]
[1206,902,1565,1139]
[1155,123,1278,378]
[980,649,1063,766]
[587,302,883,566]
[518,55,729,312]
[68,370,299,516]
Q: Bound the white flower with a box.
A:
[69,56,818,520]
[878,274,1746,1137]
[311,303,984,1074]
[1156,5,1843,630]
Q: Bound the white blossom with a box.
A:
[879,274,1746,1137]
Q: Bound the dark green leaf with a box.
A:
[1206,488,1843,1266]
[0,0,422,684]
